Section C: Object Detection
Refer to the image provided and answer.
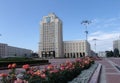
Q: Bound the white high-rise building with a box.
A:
[113,40,120,53]
[39,13,63,58]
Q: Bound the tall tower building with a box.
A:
[113,40,120,54]
[39,13,63,58]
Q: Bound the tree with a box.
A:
[114,48,119,57]
[106,51,113,57]
[31,53,39,58]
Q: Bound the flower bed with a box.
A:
[0,57,94,83]
[0,59,49,70]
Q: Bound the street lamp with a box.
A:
[93,38,97,54]
[81,20,91,41]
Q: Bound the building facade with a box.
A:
[39,13,63,58]
[113,40,120,54]
[0,43,32,57]
[64,40,91,58]
[0,43,8,57]
[98,51,106,57]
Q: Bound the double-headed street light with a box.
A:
[81,20,91,41]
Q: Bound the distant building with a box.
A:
[64,40,91,58]
[98,51,106,57]
[39,13,63,58]
[90,50,96,56]
[0,43,33,57]
[113,40,120,53]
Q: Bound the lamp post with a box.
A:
[81,20,91,41]
[119,35,120,39]
[93,38,97,55]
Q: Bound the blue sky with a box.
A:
[0,0,120,52]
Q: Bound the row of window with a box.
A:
[42,48,55,51]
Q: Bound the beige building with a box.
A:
[0,43,8,57]
[39,13,63,58]
[0,43,32,57]
[113,40,120,53]
[64,40,91,58]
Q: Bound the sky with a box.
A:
[0,0,120,52]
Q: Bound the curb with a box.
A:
[89,64,102,83]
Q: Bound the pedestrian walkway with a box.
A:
[97,58,120,83]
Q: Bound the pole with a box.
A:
[93,38,97,55]
[81,20,91,41]
[85,25,88,41]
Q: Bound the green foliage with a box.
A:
[114,48,119,57]
[0,57,33,61]
[106,49,120,57]
[106,51,114,57]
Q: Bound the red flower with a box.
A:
[76,58,82,63]
[27,70,34,75]
[42,69,47,73]
[84,60,89,64]
[0,73,8,77]
[60,64,65,67]
[8,63,16,69]
[60,66,65,71]
[49,69,59,74]
[12,63,16,68]
[22,64,30,70]
[33,70,41,76]
[8,64,12,69]
[40,73,46,79]
[14,78,24,83]
[66,60,70,64]
[47,64,54,70]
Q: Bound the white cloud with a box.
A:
[91,17,120,30]
[87,16,120,52]
[89,32,119,41]
[90,31,104,36]
[88,31,120,52]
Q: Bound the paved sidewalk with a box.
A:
[97,58,120,83]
